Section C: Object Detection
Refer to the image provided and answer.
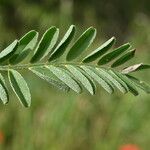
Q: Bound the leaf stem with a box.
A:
[0,62,105,71]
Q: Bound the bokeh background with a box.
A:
[0,0,150,150]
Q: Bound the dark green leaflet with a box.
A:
[66,27,96,61]
[98,43,131,65]
[111,49,135,68]
[0,40,18,63]
[10,30,38,64]
[8,69,31,107]
[82,37,116,63]
[46,65,81,93]
[31,26,59,63]
[49,25,76,61]
[29,66,70,92]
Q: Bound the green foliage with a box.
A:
[8,70,31,107]
[83,37,116,63]
[0,40,18,63]
[10,30,38,64]
[98,43,131,65]
[0,25,149,107]
[49,25,75,61]
[29,66,70,92]
[0,73,9,104]
[31,27,59,63]
[66,27,96,61]
[111,49,136,67]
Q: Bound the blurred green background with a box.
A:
[0,0,150,150]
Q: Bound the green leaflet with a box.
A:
[66,65,95,95]
[108,70,129,92]
[98,43,131,65]
[29,66,70,92]
[49,25,76,62]
[76,66,97,94]
[31,27,59,63]
[113,70,139,96]
[0,73,9,104]
[122,63,150,74]
[0,40,18,63]
[66,27,96,61]
[90,67,115,89]
[111,49,136,68]
[80,66,114,94]
[8,69,31,107]
[96,68,128,94]
[9,30,39,64]
[46,65,81,93]
[126,75,150,93]
[82,37,116,63]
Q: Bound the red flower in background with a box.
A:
[119,144,141,150]
[0,131,4,144]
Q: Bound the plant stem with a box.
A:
[0,62,108,71]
